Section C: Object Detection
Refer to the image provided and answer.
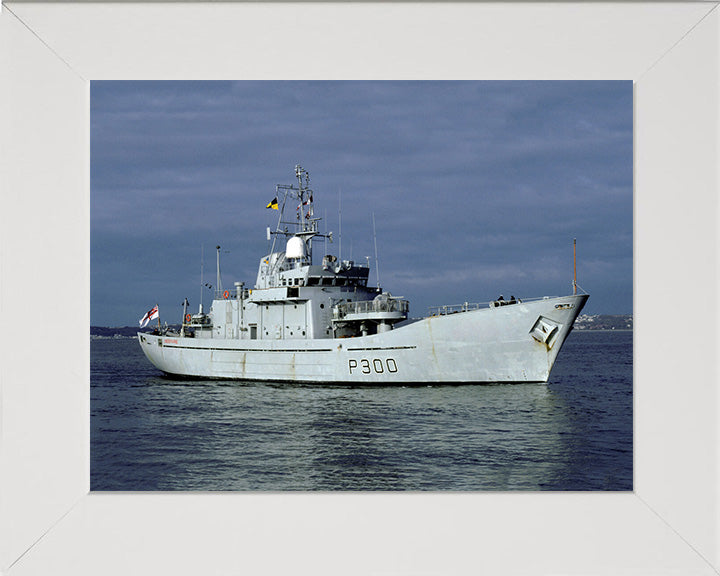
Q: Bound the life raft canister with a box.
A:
[223,290,230,299]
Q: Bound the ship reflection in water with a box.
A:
[92,331,632,491]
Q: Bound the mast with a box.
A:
[295,164,313,262]
[373,212,381,289]
[199,244,204,313]
[266,165,331,271]
[338,187,342,263]
[296,164,307,226]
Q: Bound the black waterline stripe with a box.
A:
[161,345,417,352]
[163,346,334,352]
[346,346,417,351]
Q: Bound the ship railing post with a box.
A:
[180,297,188,337]
[236,281,244,339]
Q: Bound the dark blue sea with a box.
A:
[91,330,632,491]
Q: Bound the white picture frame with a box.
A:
[1,2,718,574]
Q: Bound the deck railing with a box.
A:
[428,296,557,316]
[428,302,485,316]
[214,287,250,300]
[336,298,409,317]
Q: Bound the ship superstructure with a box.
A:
[138,165,588,383]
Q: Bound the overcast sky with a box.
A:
[91,81,632,327]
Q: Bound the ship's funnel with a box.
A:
[285,236,306,259]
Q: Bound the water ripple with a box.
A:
[91,331,632,491]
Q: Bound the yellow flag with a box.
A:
[266,197,279,210]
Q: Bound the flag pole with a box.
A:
[157,304,161,331]
[216,245,222,298]
[573,238,577,295]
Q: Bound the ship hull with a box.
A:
[138,294,588,384]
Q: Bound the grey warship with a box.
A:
[138,165,588,383]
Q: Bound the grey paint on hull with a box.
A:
[138,294,588,384]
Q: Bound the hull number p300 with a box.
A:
[349,358,398,375]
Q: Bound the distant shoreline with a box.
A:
[574,328,633,332]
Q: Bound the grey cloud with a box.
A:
[92,80,632,326]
